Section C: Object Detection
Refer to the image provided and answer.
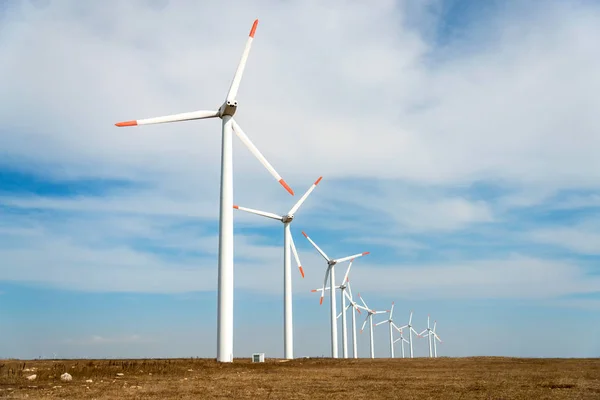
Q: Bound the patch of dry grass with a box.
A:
[0,357,598,399]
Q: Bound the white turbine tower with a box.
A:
[432,320,442,357]
[233,177,322,359]
[302,231,369,358]
[374,302,403,358]
[332,281,362,358]
[313,260,359,358]
[392,327,410,358]
[357,294,389,359]
[397,310,420,359]
[418,315,442,358]
[114,20,295,362]
[342,282,363,359]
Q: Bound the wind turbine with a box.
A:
[313,260,359,358]
[397,310,420,358]
[418,316,442,358]
[114,20,294,363]
[233,177,322,359]
[432,320,442,357]
[392,327,410,358]
[302,231,369,358]
[357,293,389,359]
[343,282,362,359]
[374,302,403,358]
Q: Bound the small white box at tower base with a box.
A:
[252,353,265,363]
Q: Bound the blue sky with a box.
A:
[1,0,600,359]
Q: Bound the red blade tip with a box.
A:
[314,176,323,185]
[299,266,305,278]
[233,205,239,209]
[362,251,370,256]
[279,179,294,196]
[115,120,137,127]
[249,19,258,38]
[319,297,323,305]
[302,231,308,238]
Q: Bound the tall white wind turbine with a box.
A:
[374,302,403,358]
[233,177,322,359]
[418,316,442,358]
[432,320,442,357]
[333,281,362,359]
[357,294,389,359]
[303,231,369,358]
[397,310,420,358]
[313,260,359,358]
[114,20,294,363]
[392,327,410,358]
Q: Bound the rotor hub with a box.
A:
[282,215,294,223]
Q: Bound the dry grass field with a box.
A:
[1,357,599,399]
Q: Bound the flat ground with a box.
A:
[1,357,599,399]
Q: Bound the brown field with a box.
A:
[1,357,599,399]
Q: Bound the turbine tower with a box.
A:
[233,177,322,359]
[313,259,359,358]
[303,231,369,358]
[432,320,442,357]
[357,294,389,359]
[374,302,403,358]
[397,310,420,358]
[342,282,362,359]
[392,327,410,358]
[114,20,294,362]
[418,315,434,358]
[418,315,442,358]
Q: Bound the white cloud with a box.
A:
[528,226,600,255]
[0,0,599,192]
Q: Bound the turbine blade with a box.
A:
[287,176,322,216]
[390,302,395,320]
[374,320,387,327]
[115,110,219,127]
[358,294,369,311]
[226,19,258,103]
[288,232,304,278]
[231,119,294,195]
[233,205,282,220]
[342,260,353,284]
[346,281,353,297]
[320,266,331,305]
[302,231,331,262]
[334,252,369,264]
[360,316,369,332]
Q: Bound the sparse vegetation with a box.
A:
[0,357,598,399]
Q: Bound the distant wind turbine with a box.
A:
[303,231,369,358]
[356,293,389,359]
[233,177,322,359]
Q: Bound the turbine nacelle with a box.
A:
[281,215,294,223]
[219,100,238,117]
